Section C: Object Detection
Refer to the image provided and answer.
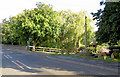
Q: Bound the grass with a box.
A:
[51,54,75,56]
[33,50,120,62]
[35,51,56,54]
[74,56,120,62]
[50,54,120,62]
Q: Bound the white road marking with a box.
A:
[7,55,12,59]
[4,54,12,59]
[4,55,9,59]
[16,60,31,69]
[11,61,24,69]
[4,54,31,70]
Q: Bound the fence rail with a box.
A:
[34,46,61,52]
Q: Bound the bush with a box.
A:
[78,46,85,51]
[88,47,95,53]
[109,46,120,50]
[96,45,106,53]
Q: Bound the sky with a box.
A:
[0,0,105,31]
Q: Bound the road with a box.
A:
[1,45,119,75]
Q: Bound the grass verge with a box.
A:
[35,51,56,54]
[33,50,120,62]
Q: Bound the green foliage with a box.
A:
[2,2,94,52]
[58,11,94,51]
[87,47,95,53]
[91,1,120,45]
[117,40,120,46]
[109,46,120,50]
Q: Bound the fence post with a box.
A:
[111,52,114,59]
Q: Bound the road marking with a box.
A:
[7,55,12,59]
[3,53,31,70]
[16,60,31,69]
[11,61,24,69]
[4,54,12,59]
[15,61,24,66]
[4,55,9,59]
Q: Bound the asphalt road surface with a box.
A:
[1,45,119,75]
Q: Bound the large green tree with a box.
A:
[2,2,62,47]
[2,2,94,51]
[58,10,94,51]
[91,1,120,45]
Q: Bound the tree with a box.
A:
[91,1,120,45]
[2,2,94,52]
[2,2,62,47]
[58,10,94,52]
[1,18,15,44]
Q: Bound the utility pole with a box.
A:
[85,16,87,49]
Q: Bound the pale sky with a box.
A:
[0,0,105,31]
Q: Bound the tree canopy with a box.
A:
[91,1,120,45]
[2,2,94,51]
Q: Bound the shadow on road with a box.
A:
[2,45,119,75]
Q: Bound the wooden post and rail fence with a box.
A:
[27,46,61,54]
[27,45,120,59]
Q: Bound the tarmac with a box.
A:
[47,55,120,73]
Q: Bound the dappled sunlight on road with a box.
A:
[2,67,85,75]
[2,68,38,75]
[32,67,84,75]
[2,45,119,75]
